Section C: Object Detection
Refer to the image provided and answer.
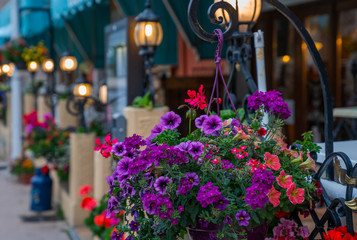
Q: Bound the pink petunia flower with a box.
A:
[264,152,281,170]
[277,170,293,188]
[299,153,317,172]
[268,185,281,207]
[287,183,305,205]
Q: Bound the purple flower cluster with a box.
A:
[177,141,204,159]
[177,172,199,195]
[221,159,234,169]
[146,111,182,143]
[107,195,121,218]
[196,182,222,208]
[245,168,275,209]
[112,134,145,158]
[141,193,174,219]
[111,231,123,240]
[247,90,291,120]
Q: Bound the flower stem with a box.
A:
[189,118,192,135]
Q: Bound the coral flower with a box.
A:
[277,170,293,188]
[287,183,305,205]
[299,153,317,172]
[264,152,281,170]
[268,186,281,207]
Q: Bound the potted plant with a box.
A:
[22,41,48,65]
[2,37,27,68]
[95,87,322,240]
[11,156,35,184]
[79,185,124,240]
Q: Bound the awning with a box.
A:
[117,0,177,65]
[20,0,51,37]
[117,0,224,65]
[0,2,11,45]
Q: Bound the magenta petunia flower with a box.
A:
[154,176,172,194]
[235,210,250,226]
[115,157,131,182]
[176,141,191,152]
[202,115,222,134]
[160,111,181,129]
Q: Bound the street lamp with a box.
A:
[66,76,106,130]
[2,64,10,75]
[59,52,77,93]
[42,58,57,116]
[28,61,39,110]
[134,0,163,106]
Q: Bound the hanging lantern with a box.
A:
[42,59,54,73]
[214,0,261,32]
[73,77,92,98]
[134,0,163,53]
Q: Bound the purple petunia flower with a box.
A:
[111,231,123,240]
[185,172,199,186]
[154,176,172,194]
[195,115,208,129]
[147,124,165,143]
[202,115,222,135]
[171,218,178,225]
[112,142,127,157]
[198,217,209,228]
[126,236,135,240]
[176,141,192,152]
[223,215,233,225]
[115,157,132,182]
[129,220,140,231]
[236,210,250,226]
[107,195,121,218]
[213,196,229,210]
[188,141,204,158]
[160,111,181,129]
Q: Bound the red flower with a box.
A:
[184,85,207,110]
[94,133,118,158]
[257,127,267,137]
[80,196,97,211]
[79,185,93,196]
[94,215,105,227]
[323,226,357,240]
[275,210,290,218]
[41,165,49,175]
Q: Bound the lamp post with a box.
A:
[28,61,39,110]
[65,76,107,130]
[59,52,77,94]
[42,58,56,116]
[134,0,163,107]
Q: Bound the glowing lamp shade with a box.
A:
[42,59,54,73]
[28,61,39,72]
[2,64,10,74]
[74,83,92,98]
[8,63,15,77]
[59,56,77,72]
[99,84,107,104]
[134,21,163,48]
[214,0,261,32]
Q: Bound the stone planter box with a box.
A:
[93,151,112,202]
[57,99,78,129]
[37,95,52,121]
[23,93,35,115]
[123,106,169,138]
[62,132,95,226]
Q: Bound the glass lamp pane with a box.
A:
[214,0,261,30]
[134,21,163,47]
[99,84,107,104]
[60,56,78,72]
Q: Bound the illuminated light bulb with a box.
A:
[79,85,87,96]
[145,24,153,37]
[282,55,290,63]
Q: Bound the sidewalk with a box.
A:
[0,166,70,240]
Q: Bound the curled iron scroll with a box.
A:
[188,0,238,43]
